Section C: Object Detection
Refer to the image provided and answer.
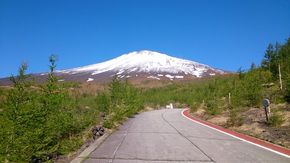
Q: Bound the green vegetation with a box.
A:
[268,112,286,127]
[227,106,243,127]
[0,38,289,162]
[142,38,290,125]
[142,70,273,113]
[103,78,143,129]
[0,56,143,162]
[140,39,290,151]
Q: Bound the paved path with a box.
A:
[84,109,290,163]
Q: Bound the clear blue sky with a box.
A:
[0,0,290,77]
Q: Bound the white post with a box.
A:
[279,64,283,90]
[228,92,231,105]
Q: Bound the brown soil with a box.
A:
[191,104,290,149]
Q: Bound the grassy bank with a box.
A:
[140,38,290,148]
[0,58,143,162]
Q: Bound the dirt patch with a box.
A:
[143,106,155,112]
[208,115,229,126]
[193,108,206,117]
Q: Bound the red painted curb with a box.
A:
[182,108,290,157]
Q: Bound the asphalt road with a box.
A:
[84,109,290,163]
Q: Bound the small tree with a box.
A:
[237,67,245,79]
[3,63,44,161]
[261,43,275,71]
[6,63,31,160]
[250,62,257,71]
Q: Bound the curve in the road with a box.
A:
[182,108,290,158]
[83,109,290,163]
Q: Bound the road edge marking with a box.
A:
[181,108,290,159]
[70,132,111,163]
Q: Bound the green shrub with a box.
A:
[205,100,221,115]
[103,119,114,129]
[95,93,110,113]
[189,102,200,112]
[227,106,243,127]
[103,78,143,129]
[268,112,285,127]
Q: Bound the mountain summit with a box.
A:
[0,50,227,85]
[58,50,226,82]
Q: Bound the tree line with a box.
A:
[142,38,290,126]
[0,56,143,162]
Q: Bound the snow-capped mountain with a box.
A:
[0,50,228,85]
[56,50,226,82]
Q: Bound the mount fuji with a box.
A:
[0,50,228,85]
[57,50,227,82]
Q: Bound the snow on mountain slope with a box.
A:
[60,50,226,79]
[0,50,228,85]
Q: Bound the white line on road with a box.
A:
[181,109,290,159]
